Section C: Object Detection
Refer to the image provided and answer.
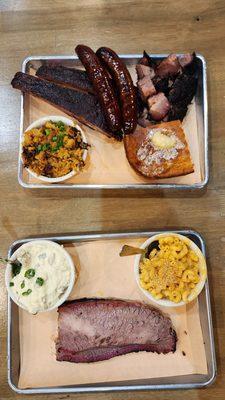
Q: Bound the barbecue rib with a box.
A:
[11,72,121,139]
[56,298,177,363]
[36,65,94,94]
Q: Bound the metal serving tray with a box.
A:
[7,229,216,394]
[18,54,208,190]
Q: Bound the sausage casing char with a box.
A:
[75,45,122,136]
[96,47,137,134]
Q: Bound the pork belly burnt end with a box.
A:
[148,92,170,121]
[136,64,155,80]
[138,50,157,68]
[178,53,194,68]
[137,75,156,101]
[156,54,181,78]
[181,53,199,76]
[56,298,177,363]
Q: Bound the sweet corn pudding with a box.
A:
[22,120,88,178]
[139,236,202,303]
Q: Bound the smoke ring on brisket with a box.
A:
[56,298,177,363]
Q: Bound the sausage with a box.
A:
[75,45,122,134]
[96,47,137,134]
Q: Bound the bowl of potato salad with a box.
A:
[5,240,75,314]
[134,233,207,307]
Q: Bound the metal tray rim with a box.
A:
[7,229,216,393]
[18,54,208,190]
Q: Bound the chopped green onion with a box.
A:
[56,121,65,130]
[45,128,51,136]
[21,280,25,289]
[22,289,32,296]
[42,143,50,151]
[58,138,64,147]
[12,260,22,277]
[36,277,44,286]
[1,257,22,277]
[9,282,14,287]
[52,136,58,142]
[37,144,42,152]
[24,269,35,279]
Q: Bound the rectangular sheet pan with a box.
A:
[7,230,216,393]
[18,54,208,190]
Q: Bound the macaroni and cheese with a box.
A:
[139,236,201,303]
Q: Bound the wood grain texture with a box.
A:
[0,0,225,398]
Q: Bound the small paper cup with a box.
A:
[21,115,88,183]
[134,232,207,307]
[5,240,75,313]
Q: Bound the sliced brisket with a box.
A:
[56,298,177,363]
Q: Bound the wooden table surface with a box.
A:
[0,0,225,399]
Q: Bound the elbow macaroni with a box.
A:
[139,236,200,303]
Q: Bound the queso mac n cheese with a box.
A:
[139,236,201,303]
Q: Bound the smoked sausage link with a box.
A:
[75,45,122,134]
[96,47,137,134]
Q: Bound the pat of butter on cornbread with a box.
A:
[151,130,177,149]
[124,120,194,179]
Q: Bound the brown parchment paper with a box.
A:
[21,66,202,186]
[18,238,207,389]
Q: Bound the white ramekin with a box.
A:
[134,232,207,307]
[22,115,88,183]
[5,239,75,313]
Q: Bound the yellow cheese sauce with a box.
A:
[139,236,202,303]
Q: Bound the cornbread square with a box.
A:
[124,120,194,178]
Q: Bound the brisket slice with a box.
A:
[11,72,121,140]
[56,298,177,363]
[36,64,94,94]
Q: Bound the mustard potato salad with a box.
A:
[139,236,201,303]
